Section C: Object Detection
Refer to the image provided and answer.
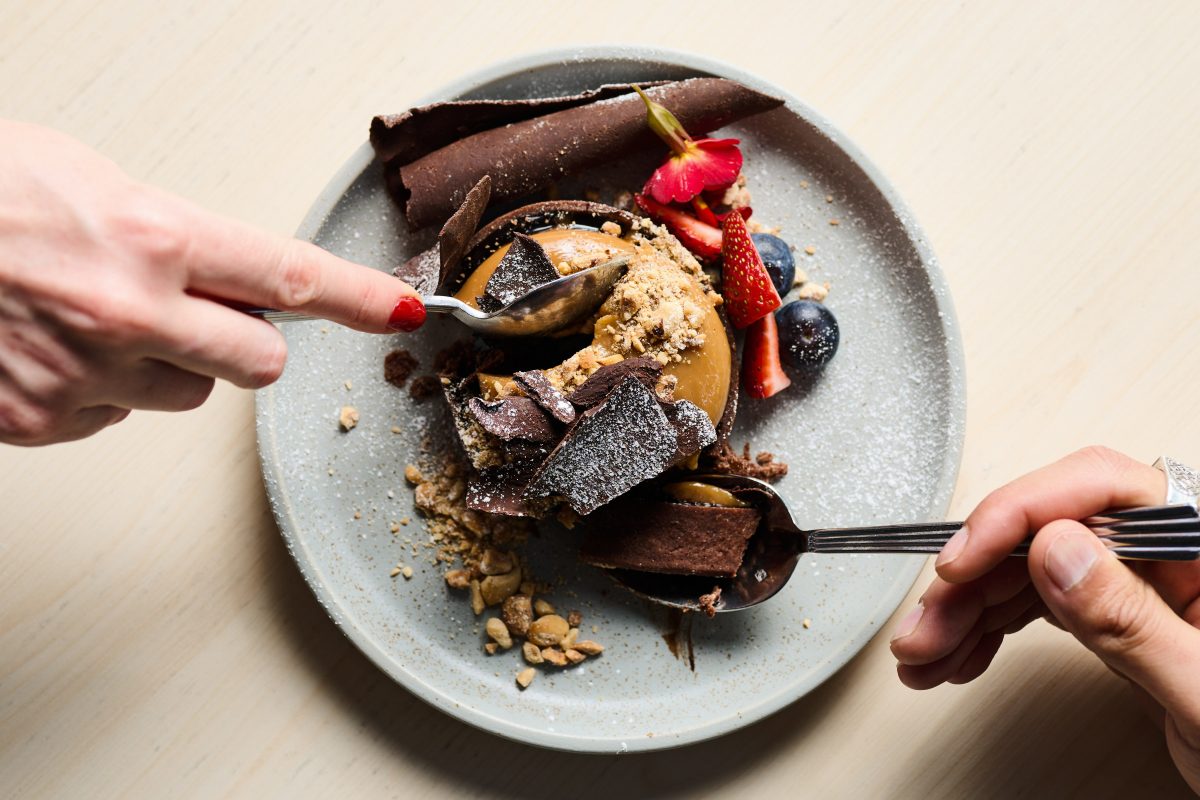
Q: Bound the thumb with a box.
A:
[1029,519,1200,729]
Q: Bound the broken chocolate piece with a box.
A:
[566,357,663,408]
[661,399,717,464]
[524,376,678,515]
[467,461,541,518]
[513,370,576,425]
[397,175,493,293]
[482,232,560,308]
[394,78,785,229]
[467,396,556,443]
[437,175,492,291]
[580,499,762,577]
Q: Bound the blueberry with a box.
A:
[751,233,795,296]
[776,300,839,371]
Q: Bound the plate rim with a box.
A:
[256,44,966,754]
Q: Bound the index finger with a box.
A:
[937,446,1165,584]
[173,196,424,333]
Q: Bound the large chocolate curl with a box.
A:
[385,78,784,229]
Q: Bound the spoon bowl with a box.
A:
[423,255,630,337]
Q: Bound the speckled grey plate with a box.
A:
[256,47,965,754]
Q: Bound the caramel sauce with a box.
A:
[663,481,747,508]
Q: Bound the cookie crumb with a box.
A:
[516,667,536,688]
[338,406,359,431]
[804,246,815,256]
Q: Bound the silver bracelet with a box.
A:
[1153,456,1200,507]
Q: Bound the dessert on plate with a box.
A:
[370,77,843,682]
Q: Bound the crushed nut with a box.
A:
[522,641,544,664]
[389,566,402,578]
[804,246,815,256]
[486,618,513,649]
[561,628,579,651]
[825,194,834,203]
[501,594,534,637]
[797,282,829,302]
[404,464,422,484]
[479,549,514,576]
[803,618,812,629]
[533,599,556,617]
[484,642,498,655]
[527,614,569,647]
[516,667,536,688]
[401,566,413,580]
[573,640,605,656]
[564,649,585,665]
[390,522,401,534]
[390,425,403,434]
[445,569,471,590]
[540,647,568,667]
[338,406,359,431]
[480,567,522,606]
[343,379,353,390]
[469,580,485,615]
[567,610,582,627]
[829,218,840,226]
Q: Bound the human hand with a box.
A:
[0,120,424,445]
[889,446,1200,792]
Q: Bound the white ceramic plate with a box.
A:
[256,47,965,754]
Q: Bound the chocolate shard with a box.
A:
[483,232,560,307]
[467,396,556,443]
[524,376,678,516]
[437,175,492,291]
[513,370,575,425]
[395,78,785,229]
[580,499,762,577]
[397,175,492,294]
[394,247,440,295]
[661,399,717,464]
[566,357,663,409]
[467,460,542,518]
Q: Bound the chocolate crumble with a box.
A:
[384,348,420,388]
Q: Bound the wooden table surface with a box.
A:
[3,2,1200,797]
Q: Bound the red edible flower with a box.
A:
[634,85,743,205]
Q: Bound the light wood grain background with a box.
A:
[3,1,1199,797]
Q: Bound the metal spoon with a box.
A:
[248,255,630,337]
[609,473,1200,614]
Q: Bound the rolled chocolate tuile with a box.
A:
[394,78,784,229]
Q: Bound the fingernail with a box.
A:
[891,602,924,641]
[1045,532,1099,592]
[387,295,426,332]
[935,525,970,568]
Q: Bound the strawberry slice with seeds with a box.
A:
[742,312,792,399]
[720,211,781,328]
[634,194,722,260]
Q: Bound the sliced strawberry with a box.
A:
[742,313,792,399]
[634,194,722,260]
[691,196,719,227]
[720,211,781,328]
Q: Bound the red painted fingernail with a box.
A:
[387,295,425,332]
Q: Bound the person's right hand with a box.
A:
[0,119,424,446]
[889,447,1200,793]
